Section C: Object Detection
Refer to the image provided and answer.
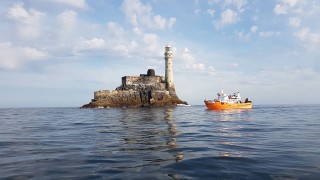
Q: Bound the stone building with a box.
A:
[81,46,187,108]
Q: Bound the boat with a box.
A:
[204,89,252,110]
[177,104,191,107]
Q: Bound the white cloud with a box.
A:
[121,0,176,29]
[132,27,143,35]
[288,17,301,27]
[224,0,247,12]
[208,0,219,6]
[7,3,29,19]
[214,9,238,29]
[168,17,177,28]
[259,31,281,38]
[50,0,88,9]
[237,26,258,41]
[207,9,215,17]
[143,33,158,45]
[153,15,166,29]
[24,47,48,60]
[57,10,78,40]
[6,3,45,39]
[210,0,247,12]
[209,0,247,30]
[294,28,320,49]
[274,4,288,15]
[110,44,130,56]
[0,42,47,70]
[181,48,193,62]
[58,10,77,32]
[143,33,160,54]
[273,0,305,15]
[251,26,258,33]
[283,0,298,7]
[221,9,238,24]
[107,21,125,36]
[187,63,205,70]
[194,0,200,14]
[272,1,320,50]
[77,38,105,50]
[179,48,206,71]
[74,37,138,57]
[251,67,320,94]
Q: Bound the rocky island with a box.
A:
[81,46,188,108]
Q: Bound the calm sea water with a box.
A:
[1,105,320,179]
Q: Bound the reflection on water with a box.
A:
[164,108,183,162]
[101,107,184,171]
[209,108,252,121]
[206,108,255,159]
[2,105,320,179]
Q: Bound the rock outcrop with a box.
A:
[81,69,188,108]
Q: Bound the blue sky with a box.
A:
[0,0,320,107]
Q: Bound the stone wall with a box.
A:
[123,76,165,85]
[92,89,142,107]
[81,69,188,108]
[118,76,166,91]
[82,89,183,108]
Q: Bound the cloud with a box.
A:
[6,2,45,39]
[56,10,78,42]
[214,9,238,29]
[220,8,238,24]
[121,0,176,30]
[224,0,247,12]
[274,0,296,15]
[24,47,48,60]
[77,38,105,50]
[294,28,320,49]
[194,0,200,14]
[152,15,166,29]
[208,0,219,6]
[143,33,160,54]
[273,0,304,15]
[50,0,88,9]
[210,0,247,12]
[209,0,247,30]
[251,26,258,33]
[58,10,77,32]
[259,31,281,38]
[274,4,288,15]
[0,42,48,70]
[73,37,139,57]
[283,0,298,7]
[168,17,177,28]
[288,17,301,27]
[180,48,206,71]
[237,26,258,41]
[207,9,215,17]
[107,21,125,36]
[272,0,320,50]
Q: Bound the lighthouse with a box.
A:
[81,45,188,108]
[164,45,175,92]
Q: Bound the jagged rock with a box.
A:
[81,69,188,108]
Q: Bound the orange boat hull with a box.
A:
[204,100,252,110]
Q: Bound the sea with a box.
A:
[0,105,320,180]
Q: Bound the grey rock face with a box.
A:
[81,70,187,108]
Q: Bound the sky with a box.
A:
[0,0,320,107]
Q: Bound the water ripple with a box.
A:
[0,105,320,179]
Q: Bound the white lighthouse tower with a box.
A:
[164,45,175,92]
